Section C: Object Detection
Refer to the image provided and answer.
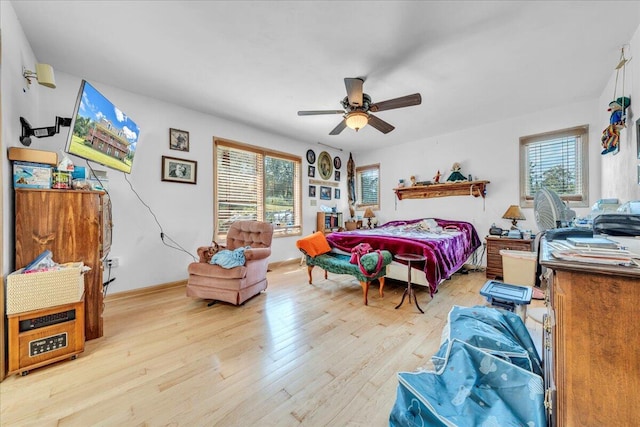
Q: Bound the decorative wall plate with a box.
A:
[318,151,333,180]
[306,149,316,164]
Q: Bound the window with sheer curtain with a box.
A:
[214,138,301,240]
[356,163,380,210]
[519,125,589,208]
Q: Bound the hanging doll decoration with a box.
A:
[601,96,631,155]
[601,48,631,155]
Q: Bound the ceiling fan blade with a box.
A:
[367,114,395,134]
[298,110,344,116]
[369,93,422,112]
[344,77,364,107]
[329,119,347,135]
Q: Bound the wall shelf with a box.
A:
[394,180,490,200]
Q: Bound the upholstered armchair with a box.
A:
[187,220,274,306]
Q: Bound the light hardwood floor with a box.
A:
[1,263,514,426]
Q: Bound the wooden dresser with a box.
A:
[15,189,110,341]
[485,235,533,279]
[540,238,640,426]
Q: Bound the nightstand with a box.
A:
[485,235,533,279]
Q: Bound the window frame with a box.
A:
[214,138,302,240]
[519,125,589,208]
[355,163,380,211]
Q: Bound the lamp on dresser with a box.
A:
[363,207,375,229]
[502,205,525,229]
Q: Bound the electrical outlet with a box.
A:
[106,257,120,268]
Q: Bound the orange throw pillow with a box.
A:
[296,231,331,257]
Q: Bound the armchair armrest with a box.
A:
[244,247,271,261]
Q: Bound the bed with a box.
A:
[325,218,481,295]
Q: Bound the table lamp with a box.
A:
[363,207,375,229]
[502,205,526,229]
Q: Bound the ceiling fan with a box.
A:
[297,77,422,135]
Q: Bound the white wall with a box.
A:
[600,23,640,202]
[2,1,347,293]
[356,99,601,238]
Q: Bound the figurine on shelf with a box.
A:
[410,175,417,186]
[433,170,442,184]
[446,162,467,182]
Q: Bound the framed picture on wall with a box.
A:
[320,186,331,200]
[169,128,189,152]
[335,170,340,181]
[309,185,316,197]
[161,156,197,184]
[334,188,340,199]
[308,165,315,178]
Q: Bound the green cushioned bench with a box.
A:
[303,251,393,305]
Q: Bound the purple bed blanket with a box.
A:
[326,218,481,295]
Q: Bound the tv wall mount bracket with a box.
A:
[19,116,71,146]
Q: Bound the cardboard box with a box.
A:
[13,161,52,189]
[8,147,58,165]
[6,262,85,314]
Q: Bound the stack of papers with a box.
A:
[548,240,639,267]
[566,236,619,249]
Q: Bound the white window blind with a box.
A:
[356,164,380,209]
[520,125,588,207]
[215,139,301,240]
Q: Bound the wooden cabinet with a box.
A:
[540,239,640,426]
[485,236,533,279]
[316,211,343,234]
[15,189,110,340]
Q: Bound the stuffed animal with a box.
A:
[601,96,630,155]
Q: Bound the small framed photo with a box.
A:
[309,185,316,197]
[169,128,189,151]
[334,188,341,199]
[161,156,197,184]
[320,186,332,200]
[308,165,315,178]
[334,156,342,169]
[335,170,341,181]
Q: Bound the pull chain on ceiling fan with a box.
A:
[297,77,422,135]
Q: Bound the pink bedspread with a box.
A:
[326,218,481,295]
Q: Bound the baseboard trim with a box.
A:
[105,279,187,302]
[268,257,301,270]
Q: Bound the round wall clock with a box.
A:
[333,156,342,169]
[306,149,316,164]
[317,151,333,180]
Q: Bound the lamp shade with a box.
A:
[502,205,525,228]
[363,207,375,218]
[345,111,368,131]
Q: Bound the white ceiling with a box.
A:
[11,1,640,153]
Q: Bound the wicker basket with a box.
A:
[5,262,85,314]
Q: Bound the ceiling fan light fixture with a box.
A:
[345,111,368,131]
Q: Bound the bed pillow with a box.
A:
[296,231,332,257]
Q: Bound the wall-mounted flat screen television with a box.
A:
[64,80,140,174]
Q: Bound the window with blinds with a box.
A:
[356,163,380,209]
[519,125,589,208]
[215,139,301,240]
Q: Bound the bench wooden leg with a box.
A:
[307,265,314,284]
[379,277,385,298]
[360,281,369,305]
